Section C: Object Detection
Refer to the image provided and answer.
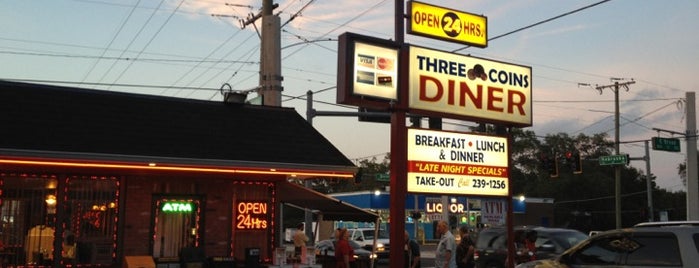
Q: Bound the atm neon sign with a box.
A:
[162,202,193,213]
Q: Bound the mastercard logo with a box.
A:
[377,57,394,71]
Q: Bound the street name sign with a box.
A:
[652,137,681,152]
[599,154,629,166]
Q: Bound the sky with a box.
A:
[1,0,698,193]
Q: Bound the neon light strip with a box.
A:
[0,159,354,178]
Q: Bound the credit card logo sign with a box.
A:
[377,76,393,87]
[358,54,375,68]
[356,71,375,85]
[377,57,394,71]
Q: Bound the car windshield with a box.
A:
[545,230,589,249]
[362,229,388,240]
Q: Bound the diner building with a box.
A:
[0,80,376,267]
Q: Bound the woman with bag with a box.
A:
[455,226,474,268]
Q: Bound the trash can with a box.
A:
[244,248,260,268]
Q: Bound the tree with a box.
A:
[307,153,391,194]
[316,129,688,230]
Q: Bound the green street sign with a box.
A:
[599,154,629,166]
[652,137,681,152]
[375,173,390,182]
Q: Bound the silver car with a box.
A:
[516,221,699,268]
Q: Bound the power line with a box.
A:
[0,50,256,64]
[452,0,613,53]
[80,0,141,83]
[94,0,168,86]
[108,0,187,88]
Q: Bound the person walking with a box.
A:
[404,230,421,268]
[455,226,474,268]
[435,220,457,268]
[293,223,309,260]
[335,228,352,268]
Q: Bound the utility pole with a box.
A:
[686,92,698,220]
[596,79,635,229]
[243,0,283,106]
[644,140,654,222]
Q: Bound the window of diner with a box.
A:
[0,174,59,266]
[0,174,119,267]
[64,175,120,266]
[151,197,201,261]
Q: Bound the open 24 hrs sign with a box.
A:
[407,128,509,196]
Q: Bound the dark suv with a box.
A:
[515,221,699,267]
[474,226,588,268]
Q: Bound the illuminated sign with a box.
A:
[426,202,467,213]
[408,1,487,47]
[162,202,193,213]
[407,128,509,196]
[235,201,268,230]
[408,46,532,127]
[337,32,401,109]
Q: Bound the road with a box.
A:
[375,243,437,268]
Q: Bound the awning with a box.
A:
[276,181,378,222]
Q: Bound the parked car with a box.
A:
[474,226,588,268]
[314,239,376,267]
[515,221,699,268]
[347,228,390,260]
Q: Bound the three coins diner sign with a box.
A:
[336,2,531,197]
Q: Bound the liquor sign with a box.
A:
[408,46,532,127]
[337,32,401,109]
[408,1,488,47]
[652,137,681,152]
[407,128,509,196]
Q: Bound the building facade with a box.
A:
[0,81,374,267]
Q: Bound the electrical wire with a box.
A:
[80,0,141,84]
[108,0,187,88]
[94,0,168,85]
[452,0,613,53]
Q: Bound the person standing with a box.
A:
[455,226,474,268]
[335,228,352,268]
[404,230,421,268]
[293,223,309,260]
[435,220,457,268]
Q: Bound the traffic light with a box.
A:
[566,151,583,174]
[411,211,422,220]
[541,153,559,178]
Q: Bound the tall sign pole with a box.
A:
[686,92,698,220]
[389,1,407,267]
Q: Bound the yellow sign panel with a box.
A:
[408,1,487,47]
[408,46,532,127]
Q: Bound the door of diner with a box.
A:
[151,197,201,259]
